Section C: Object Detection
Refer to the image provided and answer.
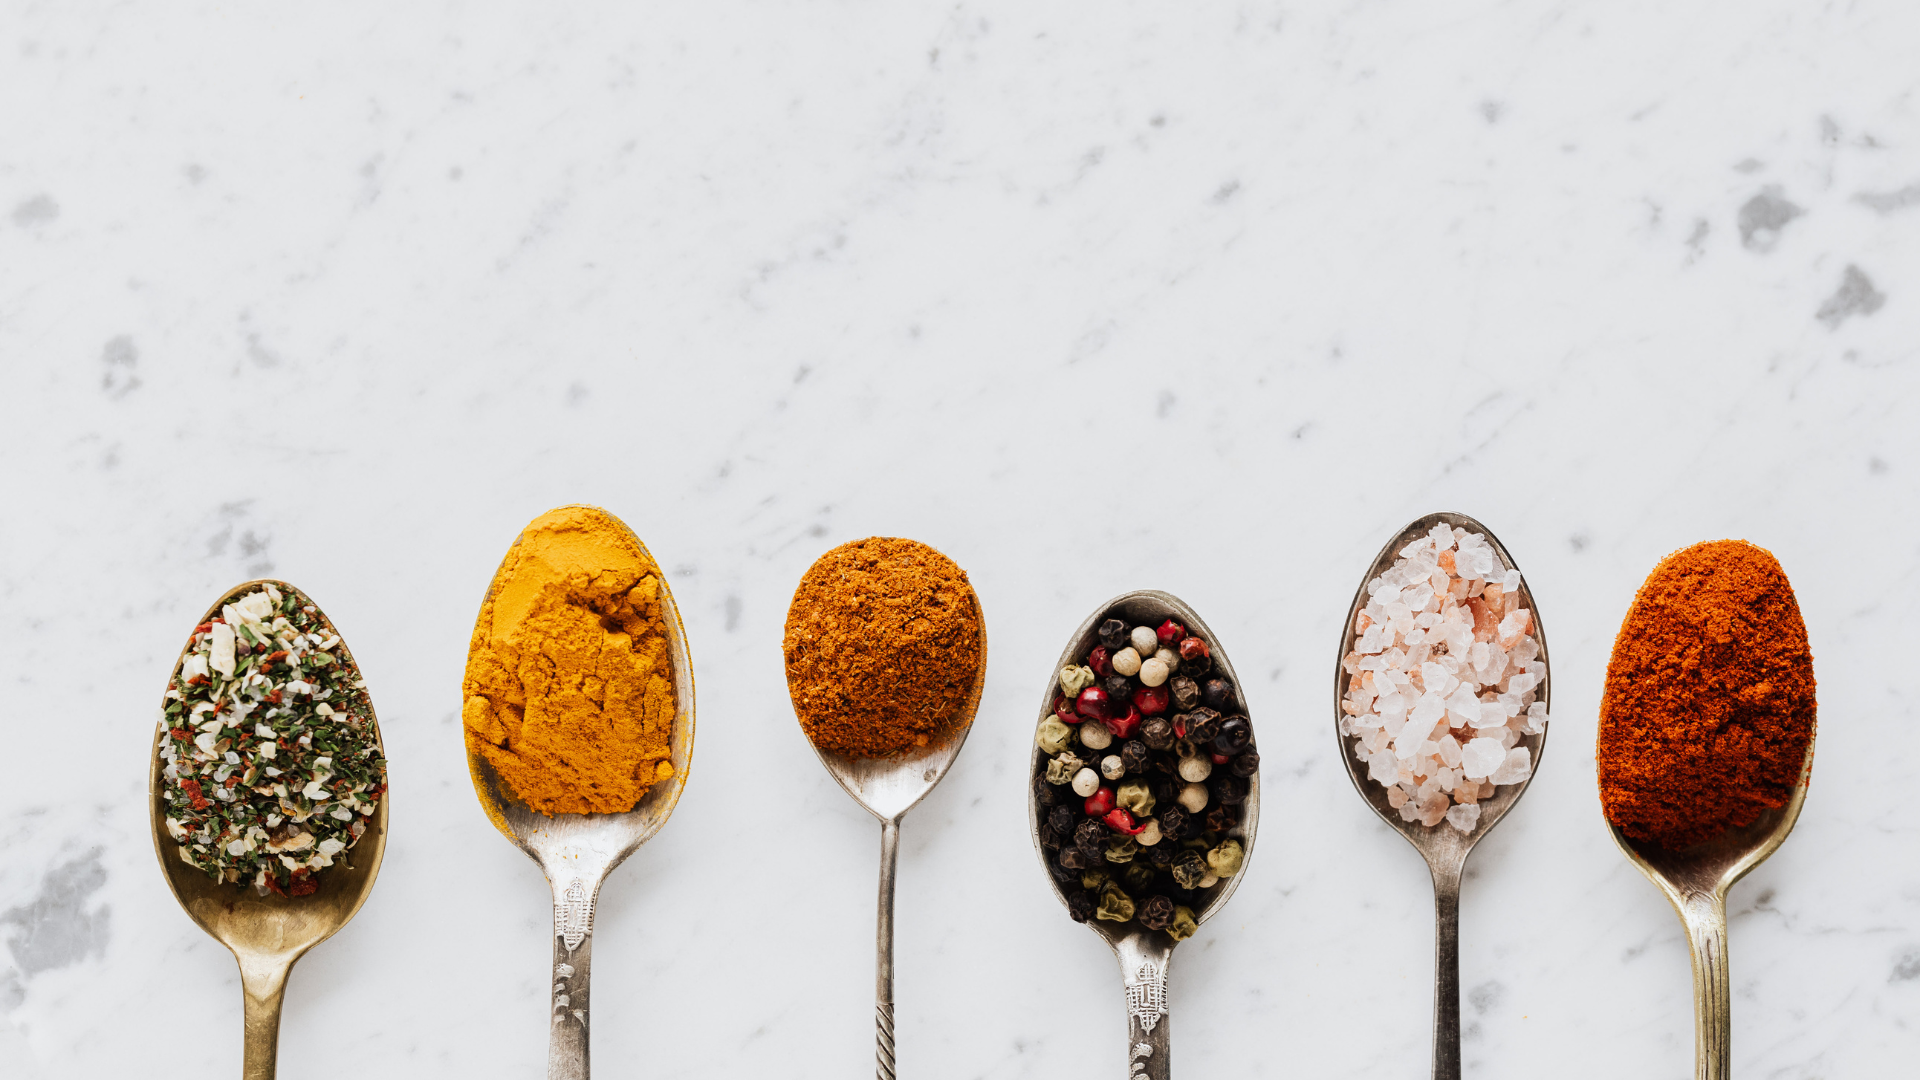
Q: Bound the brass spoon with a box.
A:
[1334,513,1550,1080]
[1607,742,1814,1078]
[147,579,389,1080]
[795,608,987,1080]
[1028,590,1261,1080]
[464,511,696,1080]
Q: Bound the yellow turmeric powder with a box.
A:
[462,506,679,816]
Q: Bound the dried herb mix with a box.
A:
[159,583,386,896]
[784,537,983,757]
[1035,612,1255,941]
[1599,540,1816,848]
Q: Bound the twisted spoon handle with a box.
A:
[1677,890,1732,1080]
[548,874,602,1080]
[1430,860,1463,1080]
[876,817,900,1080]
[237,952,292,1080]
[1111,934,1172,1080]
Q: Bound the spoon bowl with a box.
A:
[1029,590,1261,1080]
[148,579,388,1080]
[795,589,986,1080]
[1607,743,1814,1079]
[1334,512,1549,1080]
[463,509,696,1080]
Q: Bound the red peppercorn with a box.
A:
[1132,685,1169,716]
[1104,808,1147,835]
[1075,687,1109,720]
[1104,705,1142,740]
[1179,636,1209,663]
[1172,713,1187,739]
[1211,752,1231,765]
[1088,646,1114,678]
[1053,695,1080,724]
[1085,787,1116,816]
[1156,619,1185,645]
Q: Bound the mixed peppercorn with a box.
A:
[158,583,386,896]
[1033,614,1257,940]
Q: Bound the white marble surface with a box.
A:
[3,3,1917,1077]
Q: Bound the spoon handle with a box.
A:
[1111,934,1173,1079]
[1676,890,1732,1080]
[237,952,292,1080]
[876,816,900,1080]
[547,874,603,1080]
[1430,861,1463,1080]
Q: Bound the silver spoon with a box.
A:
[1335,512,1550,1080]
[464,512,696,1080]
[1607,733,1814,1078]
[148,579,388,1080]
[1029,590,1261,1080]
[798,618,987,1080]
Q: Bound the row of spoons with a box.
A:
[146,510,1806,1079]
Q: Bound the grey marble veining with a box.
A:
[2,3,1917,1077]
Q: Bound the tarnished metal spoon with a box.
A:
[148,579,388,1080]
[796,612,987,1080]
[1029,590,1261,1080]
[1335,512,1550,1080]
[464,511,696,1080]
[1607,733,1815,1078]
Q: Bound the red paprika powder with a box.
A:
[1597,540,1815,848]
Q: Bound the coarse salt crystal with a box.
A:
[1489,747,1533,785]
[1445,802,1481,832]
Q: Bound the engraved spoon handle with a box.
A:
[1112,934,1172,1080]
[1430,859,1463,1080]
[1677,890,1732,1080]
[238,952,292,1080]
[876,816,900,1080]
[548,874,602,1080]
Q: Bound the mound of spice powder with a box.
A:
[1598,540,1816,849]
[159,582,386,896]
[463,506,680,817]
[784,537,983,757]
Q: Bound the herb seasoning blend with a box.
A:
[158,582,386,896]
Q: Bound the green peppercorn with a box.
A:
[1095,883,1136,922]
[1081,868,1112,891]
[1116,780,1156,818]
[1206,838,1245,878]
[1121,861,1158,894]
[1166,904,1198,942]
[1105,834,1140,864]
[1059,665,1096,697]
[1045,752,1085,785]
[1171,849,1208,889]
[1036,717,1073,755]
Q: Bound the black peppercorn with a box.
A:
[1049,858,1078,885]
[1067,890,1097,923]
[1213,715,1252,755]
[1122,861,1158,893]
[1202,676,1235,711]
[1148,775,1177,807]
[1168,675,1201,711]
[1205,802,1237,833]
[1047,805,1076,839]
[1103,675,1133,703]
[1140,716,1175,751]
[1138,894,1175,931]
[1170,885,1197,906]
[1157,806,1190,841]
[1146,842,1175,869]
[1059,845,1090,870]
[1181,708,1221,743]
[1178,650,1212,678]
[1074,819,1110,862]
[1212,773,1248,806]
[1097,618,1128,651]
[1119,740,1151,774]
[1041,827,1061,851]
[1230,750,1259,778]
[1171,850,1208,890]
[1033,775,1059,807]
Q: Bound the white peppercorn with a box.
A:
[1153,646,1179,673]
[1072,768,1101,797]
[1135,819,1163,846]
[1177,782,1209,812]
[1130,625,1158,654]
[1079,721,1112,750]
[1100,754,1125,780]
[1111,647,1142,677]
[1139,657,1170,687]
[1177,755,1213,783]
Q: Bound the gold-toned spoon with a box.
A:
[1605,751,1813,1080]
[1029,590,1261,1080]
[147,579,388,1080]
[464,509,695,1080]
[1334,513,1549,1080]
[790,584,986,1080]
